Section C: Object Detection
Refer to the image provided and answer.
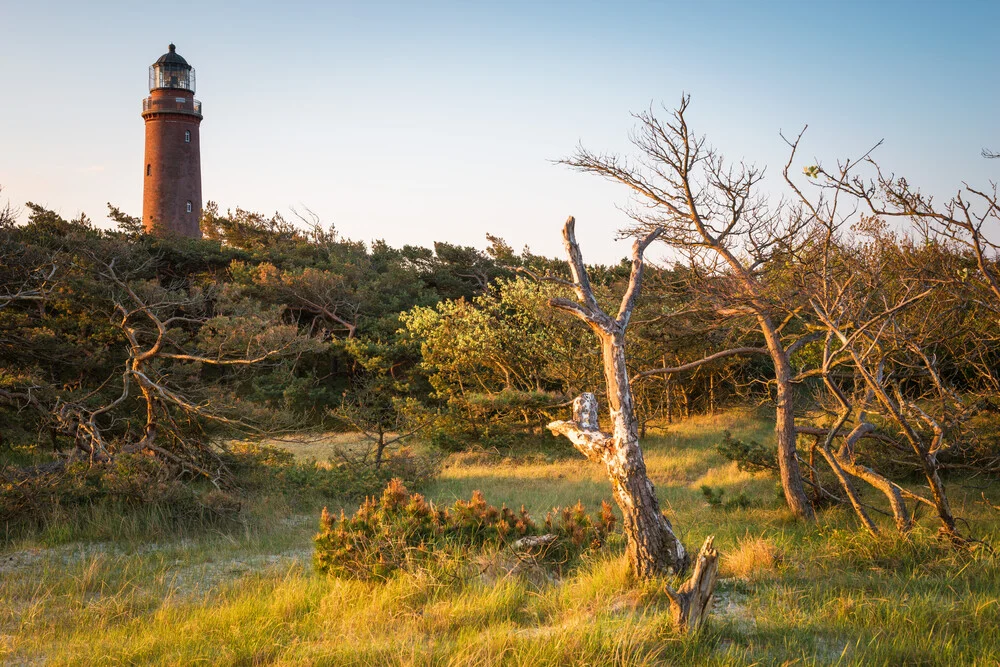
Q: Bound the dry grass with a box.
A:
[253,431,388,462]
[4,409,1000,665]
[722,535,783,580]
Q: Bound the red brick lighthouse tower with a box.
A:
[141,44,203,237]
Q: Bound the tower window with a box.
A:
[146,164,151,176]
[186,201,193,213]
[184,130,191,143]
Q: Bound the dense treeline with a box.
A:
[2,100,999,539]
[0,200,497,461]
[0,197,752,472]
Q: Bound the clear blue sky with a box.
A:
[1,0,996,263]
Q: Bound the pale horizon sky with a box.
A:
[1,0,996,264]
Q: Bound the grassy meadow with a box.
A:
[3,411,1000,665]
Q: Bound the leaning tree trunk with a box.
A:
[546,216,697,577]
[762,322,816,522]
[834,418,912,534]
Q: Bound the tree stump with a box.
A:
[664,535,719,633]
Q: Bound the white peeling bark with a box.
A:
[549,392,687,575]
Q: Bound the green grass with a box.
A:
[4,410,1000,665]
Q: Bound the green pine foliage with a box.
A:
[716,431,778,474]
[314,478,616,579]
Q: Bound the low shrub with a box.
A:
[716,431,777,474]
[0,454,207,530]
[700,484,756,510]
[1,441,441,535]
[314,479,616,579]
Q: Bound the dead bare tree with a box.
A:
[792,207,963,539]
[784,134,1000,542]
[562,97,818,521]
[806,331,917,537]
[545,216,718,628]
[779,134,969,539]
[546,217,688,575]
[771,134,915,535]
[812,305,964,540]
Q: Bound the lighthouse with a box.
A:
[141,44,203,238]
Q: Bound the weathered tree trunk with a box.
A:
[599,339,687,574]
[665,536,719,633]
[765,327,817,522]
[546,216,695,577]
[550,392,688,576]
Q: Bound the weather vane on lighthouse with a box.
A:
[141,43,203,238]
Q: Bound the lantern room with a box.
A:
[149,43,196,92]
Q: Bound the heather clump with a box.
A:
[314,478,616,579]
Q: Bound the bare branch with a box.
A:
[616,226,663,327]
[634,347,768,382]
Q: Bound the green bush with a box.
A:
[700,484,757,511]
[717,430,777,473]
[314,479,616,579]
[429,429,468,452]
[1,442,441,534]
[0,454,206,529]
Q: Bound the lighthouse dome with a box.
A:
[155,44,189,67]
